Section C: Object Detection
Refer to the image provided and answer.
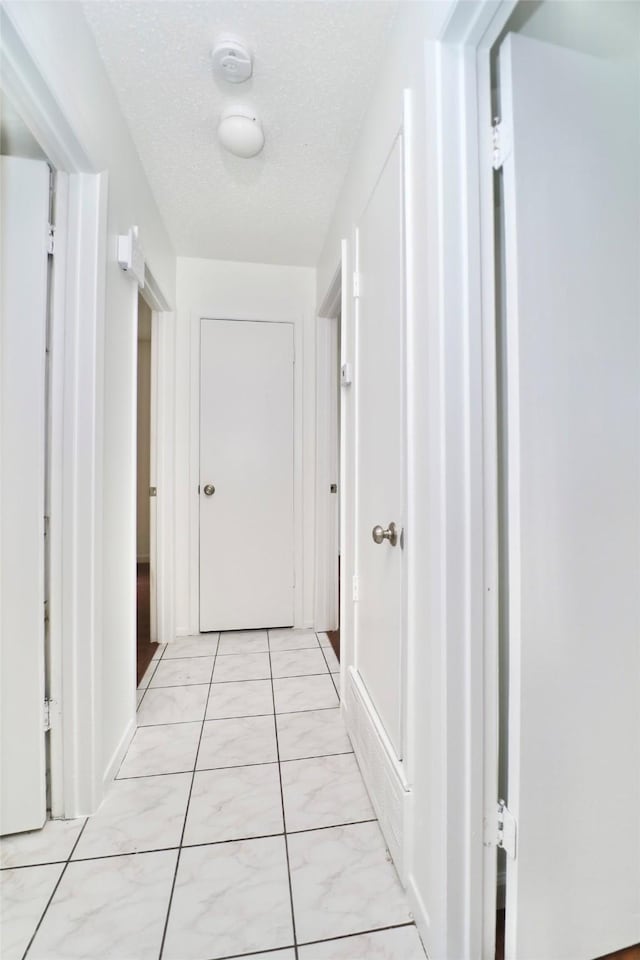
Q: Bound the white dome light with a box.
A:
[217,105,264,159]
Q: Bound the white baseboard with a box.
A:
[102,716,136,789]
[344,666,410,877]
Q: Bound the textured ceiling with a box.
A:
[83,1,397,266]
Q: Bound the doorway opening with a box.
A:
[136,293,155,683]
[315,261,343,663]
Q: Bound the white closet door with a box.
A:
[354,135,405,758]
[199,319,295,631]
[500,33,640,959]
[0,157,50,835]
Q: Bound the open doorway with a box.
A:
[136,293,154,683]
[315,262,342,662]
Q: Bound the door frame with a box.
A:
[314,259,342,632]
[422,1,517,957]
[1,7,175,817]
[2,5,108,817]
[188,310,301,635]
[141,274,175,648]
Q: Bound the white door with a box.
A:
[0,157,50,834]
[199,319,295,631]
[499,33,640,959]
[354,135,405,758]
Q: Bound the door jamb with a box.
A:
[426,1,516,956]
[140,274,175,648]
[314,259,342,632]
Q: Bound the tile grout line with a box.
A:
[21,817,90,960]
[5,818,382,872]
[157,631,220,960]
[136,701,341,729]
[209,920,419,960]
[268,629,300,960]
[136,648,166,712]
[317,635,340,699]
[113,747,354,782]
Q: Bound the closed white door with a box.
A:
[354,135,405,758]
[499,33,640,959]
[199,319,295,631]
[0,157,50,834]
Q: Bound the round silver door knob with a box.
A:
[203,484,216,496]
[372,522,398,546]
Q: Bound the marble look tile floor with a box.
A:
[0,629,425,960]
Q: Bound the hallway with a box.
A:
[1,630,425,960]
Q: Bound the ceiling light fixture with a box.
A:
[217,105,264,159]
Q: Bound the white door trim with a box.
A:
[314,259,342,632]
[419,2,516,957]
[187,309,303,636]
[141,275,175,648]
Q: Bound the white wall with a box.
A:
[3,1,176,784]
[175,257,316,636]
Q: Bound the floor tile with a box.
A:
[151,644,166,661]
[183,764,283,845]
[289,821,411,943]
[137,658,159,690]
[197,715,278,769]
[136,689,145,707]
[0,863,64,960]
[117,721,201,778]
[28,850,177,960]
[218,629,269,654]
[322,645,340,674]
[149,656,214,687]
[273,674,339,713]
[276,708,351,761]
[317,632,332,648]
[0,817,85,868]
[206,678,273,720]
[72,773,191,859]
[213,651,271,682]
[269,629,320,652]
[298,926,426,959]
[163,634,219,659]
[136,684,209,725]
[282,754,374,832]
[163,836,293,960]
[271,648,329,678]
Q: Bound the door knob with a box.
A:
[372,522,398,547]
[203,484,216,496]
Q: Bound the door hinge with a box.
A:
[492,118,512,171]
[497,798,517,858]
[352,271,361,299]
[47,223,56,256]
[352,574,359,602]
[43,698,54,732]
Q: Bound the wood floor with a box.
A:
[136,561,154,684]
